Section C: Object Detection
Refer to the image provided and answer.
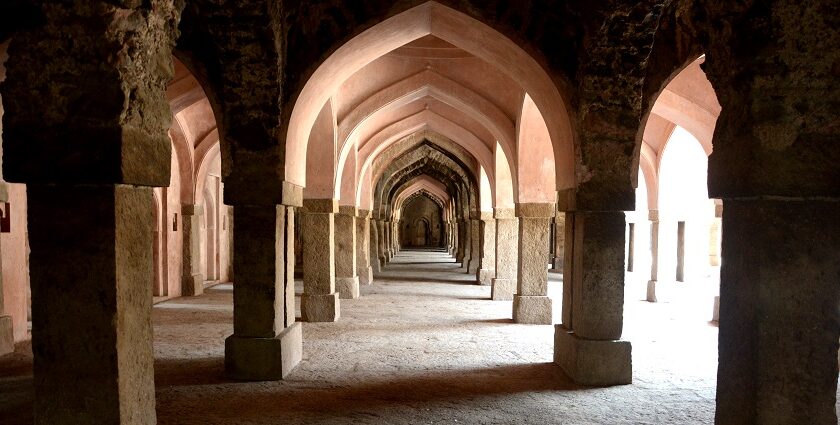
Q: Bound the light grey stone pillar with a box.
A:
[646,210,660,302]
[512,203,554,324]
[555,211,632,386]
[181,204,205,296]
[370,218,381,273]
[383,220,392,261]
[335,206,359,299]
[492,208,517,300]
[466,216,481,274]
[301,199,340,322]
[357,209,374,284]
[29,185,157,424]
[715,199,840,425]
[477,212,496,285]
[226,204,302,380]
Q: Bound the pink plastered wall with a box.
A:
[1,183,30,341]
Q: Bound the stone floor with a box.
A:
[0,249,837,424]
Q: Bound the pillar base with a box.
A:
[182,273,205,296]
[512,295,552,324]
[301,292,340,322]
[646,280,657,302]
[336,276,360,299]
[491,278,516,300]
[0,315,14,356]
[712,295,720,322]
[554,325,632,386]
[477,268,495,286]
[224,322,302,381]
[359,266,373,285]
[466,259,479,274]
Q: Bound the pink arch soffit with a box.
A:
[639,142,659,210]
[651,91,716,156]
[335,69,516,175]
[286,1,574,192]
[194,144,221,207]
[336,98,501,200]
[357,130,484,209]
[356,110,494,193]
[169,117,196,205]
[515,94,556,203]
[338,147,357,207]
[494,141,515,209]
[394,177,450,210]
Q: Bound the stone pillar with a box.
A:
[709,203,722,267]
[378,219,388,266]
[466,217,481,274]
[334,206,359,299]
[370,219,381,273]
[476,212,496,285]
[0,184,13,356]
[626,222,636,273]
[28,186,157,424]
[383,220,392,261]
[646,210,660,302]
[456,219,467,265]
[512,203,554,324]
[550,213,566,272]
[181,204,205,296]
[555,211,632,386]
[492,208,518,300]
[225,204,302,380]
[1,2,180,421]
[715,199,839,424]
[301,199,340,322]
[357,209,374,284]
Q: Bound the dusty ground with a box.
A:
[0,249,837,424]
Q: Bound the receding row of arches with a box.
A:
[0,1,837,424]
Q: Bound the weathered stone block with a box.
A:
[491,278,516,301]
[554,325,632,386]
[477,268,495,286]
[336,277,360,299]
[513,295,552,324]
[225,322,302,381]
[0,315,13,355]
[301,293,340,322]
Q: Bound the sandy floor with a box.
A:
[0,249,836,424]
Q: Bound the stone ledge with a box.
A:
[224,322,302,381]
[282,181,303,207]
[337,205,357,216]
[554,325,632,386]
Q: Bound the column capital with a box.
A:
[479,211,494,221]
[648,209,659,222]
[357,209,372,219]
[182,204,204,216]
[303,198,338,214]
[337,205,357,217]
[515,202,556,218]
[493,208,515,219]
[281,181,303,207]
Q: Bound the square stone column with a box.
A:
[357,209,374,284]
[555,211,632,386]
[377,219,388,266]
[369,219,381,273]
[456,219,467,265]
[549,213,566,272]
[334,206,359,299]
[716,199,840,425]
[29,185,157,424]
[383,220,393,261]
[513,203,554,324]
[181,204,205,296]
[646,210,660,302]
[492,208,518,300]
[226,204,302,380]
[0,185,13,355]
[477,212,496,285]
[466,217,481,274]
[301,199,340,322]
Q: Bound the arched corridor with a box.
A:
[1,1,839,424]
